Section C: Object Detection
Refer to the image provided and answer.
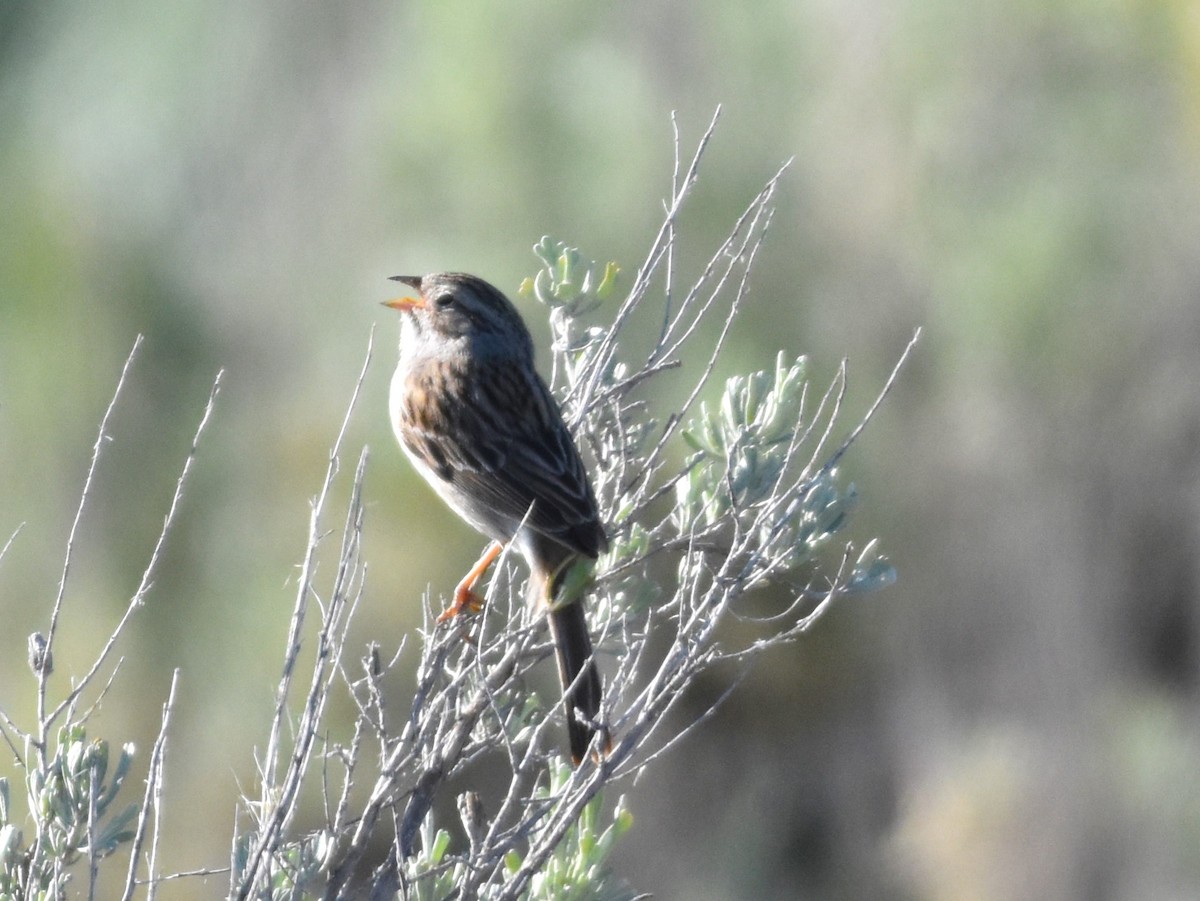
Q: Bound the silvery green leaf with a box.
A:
[744,369,765,425]
[95,802,138,854]
[104,743,135,807]
[533,235,559,267]
[596,261,620,299]
[533,268,555,306]
[850,559,897,593]
[65,740,87,780]
[0,824,20,862]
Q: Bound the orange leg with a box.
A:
[437,541,504,623]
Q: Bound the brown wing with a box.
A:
[399,357,607,558]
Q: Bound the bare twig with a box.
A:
[0,346,225,901]
[39,335,144,763]
[122,668,180,901]
[43,370,223,735]
[264,328,375,793]
[235,332,374,899]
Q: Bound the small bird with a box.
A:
[384,272,608,764]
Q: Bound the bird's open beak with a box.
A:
[384,275,425,311]
[383,296,423,312]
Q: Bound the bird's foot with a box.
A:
[436,587,485,624]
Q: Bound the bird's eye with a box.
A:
[434,293,455,309]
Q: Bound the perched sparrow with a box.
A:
[384,272,608,764]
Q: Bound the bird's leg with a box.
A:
[437,541,503,623]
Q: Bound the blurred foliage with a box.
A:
[407,765,636,901]
[0,727,138,898]
[1,0,1199,898]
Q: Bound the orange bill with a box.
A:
[383,296,423,311]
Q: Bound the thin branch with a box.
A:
[0,522,24,567]
[823,326,922,473]
[39,335,144,761]
[264,328,374,793]
[43,369,223,734]
[122,668,180,901]
[570,106,723,422]
[237,331,374,899]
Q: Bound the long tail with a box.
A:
[546,601,606,764]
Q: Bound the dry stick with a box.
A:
[263,329,374,793]
[144,669,179,901]
[330,702,368,834]
[823,327,923,474]
[0,708,24,766]
[121,668,181,901]
[149,867,231,884]
[564,137,780,554]
[323,641,528,897]
[612,356,882,771]
[38,335,144,763]
[656,111,684,349]
[237,332,373,899]
[603,535,740,779]
[469,734,548,889]
[0,530,33,750]
[43,370,223,738]
[324,610,386,840]
[272,446,369,846]
[319,560,371,833]
[619,170,786,524]
[70,656,127,733]
[493,765,609,901]
[393,632,535,857]
[0,522,24,566]
[498,548,740,893]
[570,106,722,424]
[22,364,217,898]
[654,162,788,365]
[623,668,747,778]
[87,757,100,901]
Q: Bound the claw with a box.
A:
[436,587,485,623]
[436,541,503,626]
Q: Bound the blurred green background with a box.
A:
[3,1,1200,898]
